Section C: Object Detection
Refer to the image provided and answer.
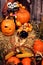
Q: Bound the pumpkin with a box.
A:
[22,57,31,65]
[16,8,30,24]
[1,19,15,36]
[41,60,43,65]
[7,57,20,65]
[33,39,43,54]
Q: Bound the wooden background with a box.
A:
[0,0,43,22]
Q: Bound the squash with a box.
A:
[16,20,22,27]
[16,52,34,58]
[5,51,14,60]
[24,23,33,32]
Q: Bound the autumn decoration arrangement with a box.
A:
[0,0,43,65]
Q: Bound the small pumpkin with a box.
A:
[1,19,15,36]
[16,8,30,24]
[22,57,31,65]
[33,39,43,54]
[7,57,20,65]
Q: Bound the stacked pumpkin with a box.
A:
[1,4,31,36]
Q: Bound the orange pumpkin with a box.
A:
[41,60,43,65]
[1,19,15,36]
[22,57,31,65]
[7,57,20,64]
[33,39,43,54]
[16,8,30,24]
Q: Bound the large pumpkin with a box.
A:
[16,8,30,24]
[22,57,31,65]
[1,19,15,36]
[33,39,43,54]
[7,57,20,65]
